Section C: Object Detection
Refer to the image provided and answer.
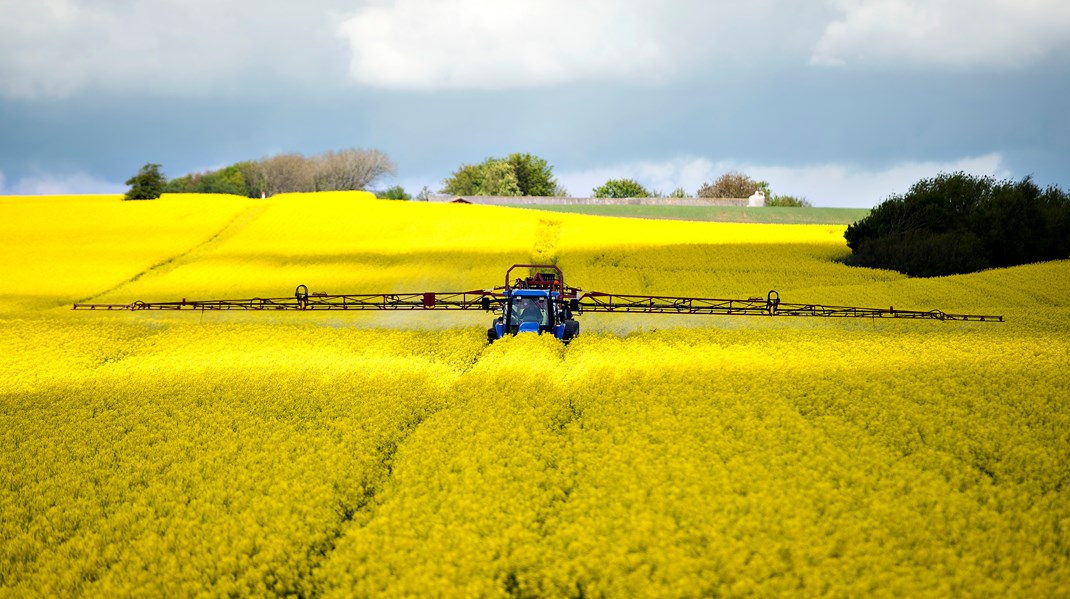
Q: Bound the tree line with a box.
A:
[587,172,810,206]
[125,149,809,206]
[438,155,810,206]
[124,148,395,200]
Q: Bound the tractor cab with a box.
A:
[508,290,551,333]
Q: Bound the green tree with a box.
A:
[506,153,559,196]
[441,153,559,197]
[235,161,266,197]
[162,166,246,196]
[162,173,195,193]
[474,160,521,196]
[377,185,412,200]
[442,163,482,196]
[198,166,246,195]
[124,163,165,200]
[216,166,247,195]
[592,178,650,198]
[668,187,688,198]
[441,159,520,196]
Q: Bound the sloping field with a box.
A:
[2,192,1068,596]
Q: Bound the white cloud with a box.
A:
[0,171,123,195]
[0,1,352,99]
[811,0,1070,69]
[556,153,1011,207]
[336,0,674,90]
[337,0,1070,89]
[334,0,824,90]
[0,1,830,97]
[5,0,806,97]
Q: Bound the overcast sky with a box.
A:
[1,0,1067,207]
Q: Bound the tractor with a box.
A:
[486,265,580,342]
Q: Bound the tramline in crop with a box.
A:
[72,263,1004,342]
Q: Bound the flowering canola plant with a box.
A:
[1,192,1068,596]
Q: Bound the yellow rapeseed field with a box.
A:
[1,192,1068,596]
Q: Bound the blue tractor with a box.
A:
[486,265,580,343]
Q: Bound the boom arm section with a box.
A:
[572,290,1002,322]
[73,286,503,312]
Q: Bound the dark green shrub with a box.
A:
[766,195,811,207]
[592,178,650,198]
[377,185,411,200]
[845,172,1070,276]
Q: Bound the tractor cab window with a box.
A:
[510,296,548,326]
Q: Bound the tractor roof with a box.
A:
[505,289,559,298]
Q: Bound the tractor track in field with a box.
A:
[74,203,269,305]
[299,408,447,593]
[302,342,584,593]
[530,218,562,265]
[300,341,499,590]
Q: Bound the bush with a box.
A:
[845,172,1070,276]
[377,185,411,201]
[766,195,812,207]
[592,178,650,198]
[124,164,165,200]
[697,172,767,198]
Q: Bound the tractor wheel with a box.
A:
[562,319,580,342]
[487,327,497,343]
